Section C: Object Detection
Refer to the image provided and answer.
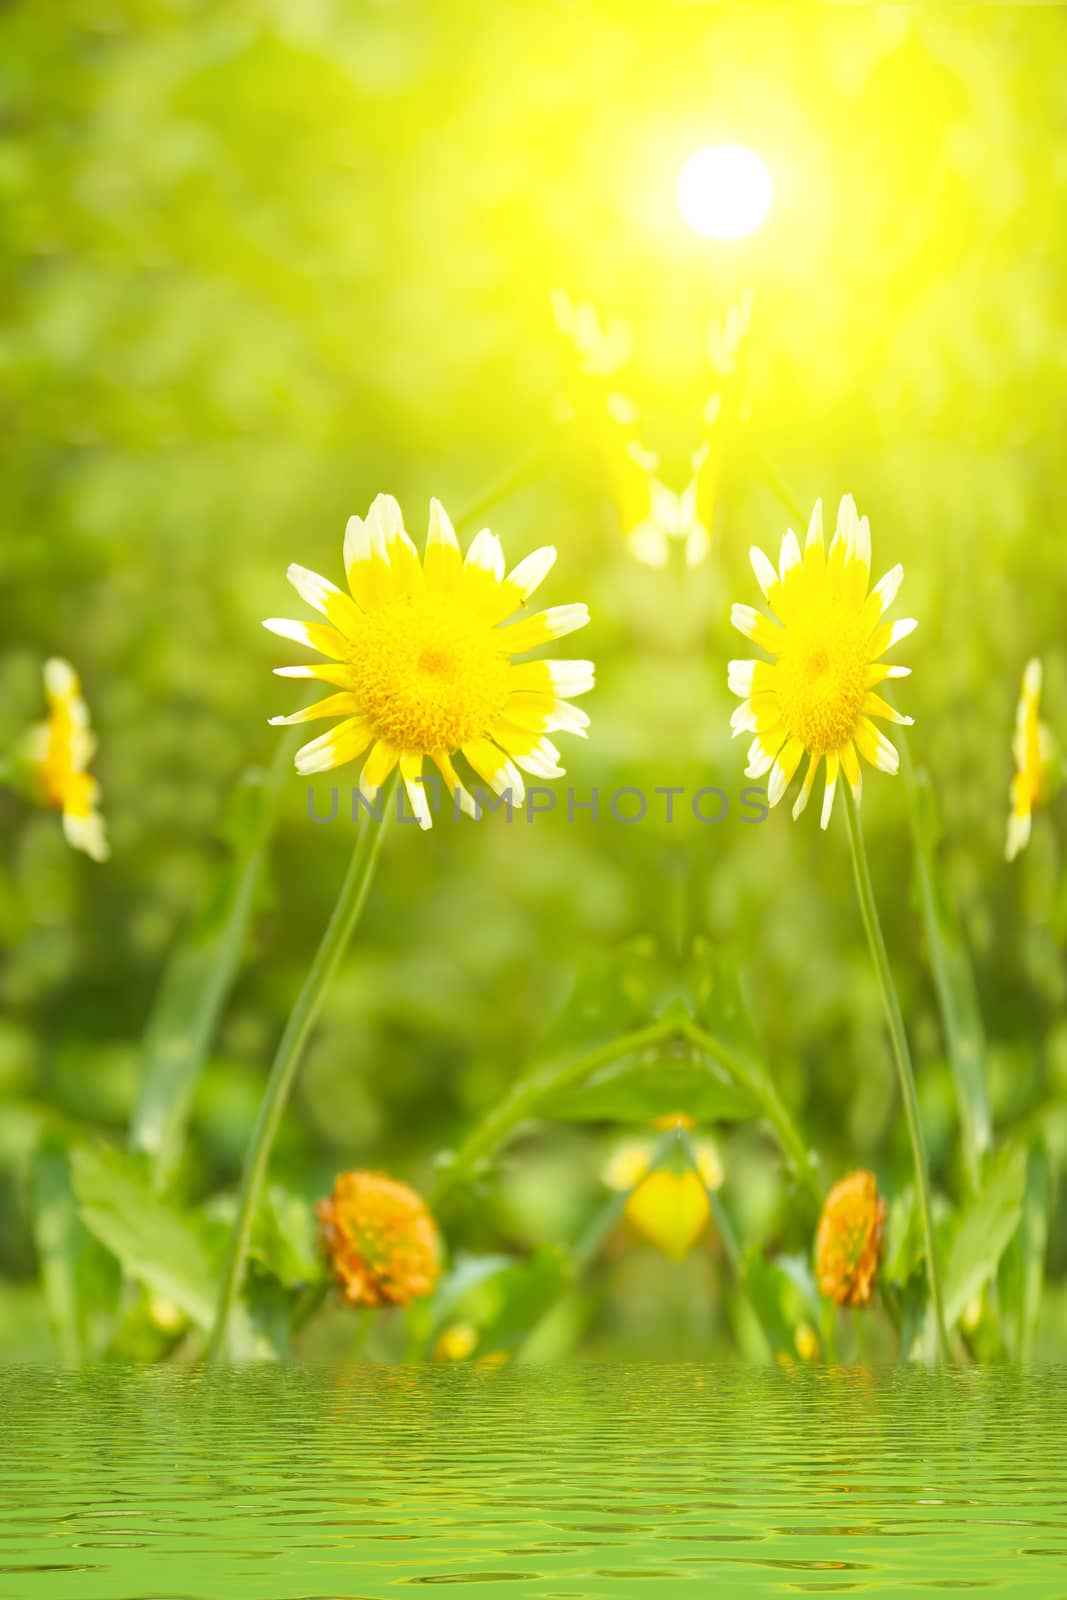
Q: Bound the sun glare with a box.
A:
[677,143,773,241]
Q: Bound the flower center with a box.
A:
[774,605,867,756]
[346,595,511,752]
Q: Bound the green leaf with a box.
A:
[740,1248,796,1359]
[883,1186,923,1285]
[229,1270,294,1362]
[684,938,765,1078]
[534,939,677,1062]
[30,1139,118,1364]
[545,1046,756,1123]
[0,1101,74,1170]
[907,764,993,1192]
[940,1145,1027,1328]
[71,1143,219,1329]
[1000,1143,1050,1363]
[129,737,295,1189]
[250,1186,321,1287]
[431,1252,517,1329]
[431,1248,569,1350]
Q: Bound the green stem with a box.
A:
[682,1022,821,1206]
[842,784,950,1363]
[205,775,396,1363]
[677,1128,742,1275]
[430,1018,676,1208]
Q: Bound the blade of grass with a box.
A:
[1000,1143,1049,1364]
[902,745,993,1193]
[30,1140,92,1365]
[130,730,298,1189]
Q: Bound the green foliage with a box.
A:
[432,1248,571,1356]
[547,1053,753,1125]
[71,1143,220,1331]
[1000,1145,1051,1364]
[130,742,295,1189]
[31,1139,119,1363]
[906,760,993,1192]
[940,1145,1028,1330]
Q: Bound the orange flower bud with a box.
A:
[815,1169,886,1308]
[316,1170,441,1309]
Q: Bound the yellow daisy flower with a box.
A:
[265,495,593,827]
[1006,658,1052,862]
[24,658,109,862]
[728,495,916,829]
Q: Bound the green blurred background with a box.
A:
[1,1,1065,1361]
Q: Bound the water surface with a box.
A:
[1,1365,1064,1597]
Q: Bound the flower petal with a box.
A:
[792,753,820,820]
[492,725,564,778]
[767,736,805,807]
[839,739,862,800]
[504,545,557,604]
[854,717,899,775]
[344,508,391,610]
[503,603,589,653]
[359,737,400,798]
[269,691,361,727]
[263,617,348,659]
[819,752,840,830]
[868,616,917,659]
[862,691,914,727]
[730,604,780,654]
[286,565,362,634]
[462,739,525,804]
[749,545,780,603]
[295,718,375,776]
[424,498,461,590]
[399,753,433,830]
[745,729,786,779]
[431,749,478,818]
[464,528,506,583]
[273,662,359,688]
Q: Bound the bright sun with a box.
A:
[677,144,773,241]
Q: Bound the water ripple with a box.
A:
[0,1366,1065,1596]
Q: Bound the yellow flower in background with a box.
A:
[729,495,916,829]
[618,427,716,572]
[24,658,109,862]
[551,288,633,385]
[552,288,751,570]
[707,291,753,383]
[603,1122,723,1263]
[815,1169,886,1309]
[1006,658,1052,862]
[265,495,593,827]
[624,1171,711,1261]
[793,1322,820,1362]
[316,1169,441,1309]
[433,1321,478,1363]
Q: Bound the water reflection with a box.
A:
[1,1366,1065,1596]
